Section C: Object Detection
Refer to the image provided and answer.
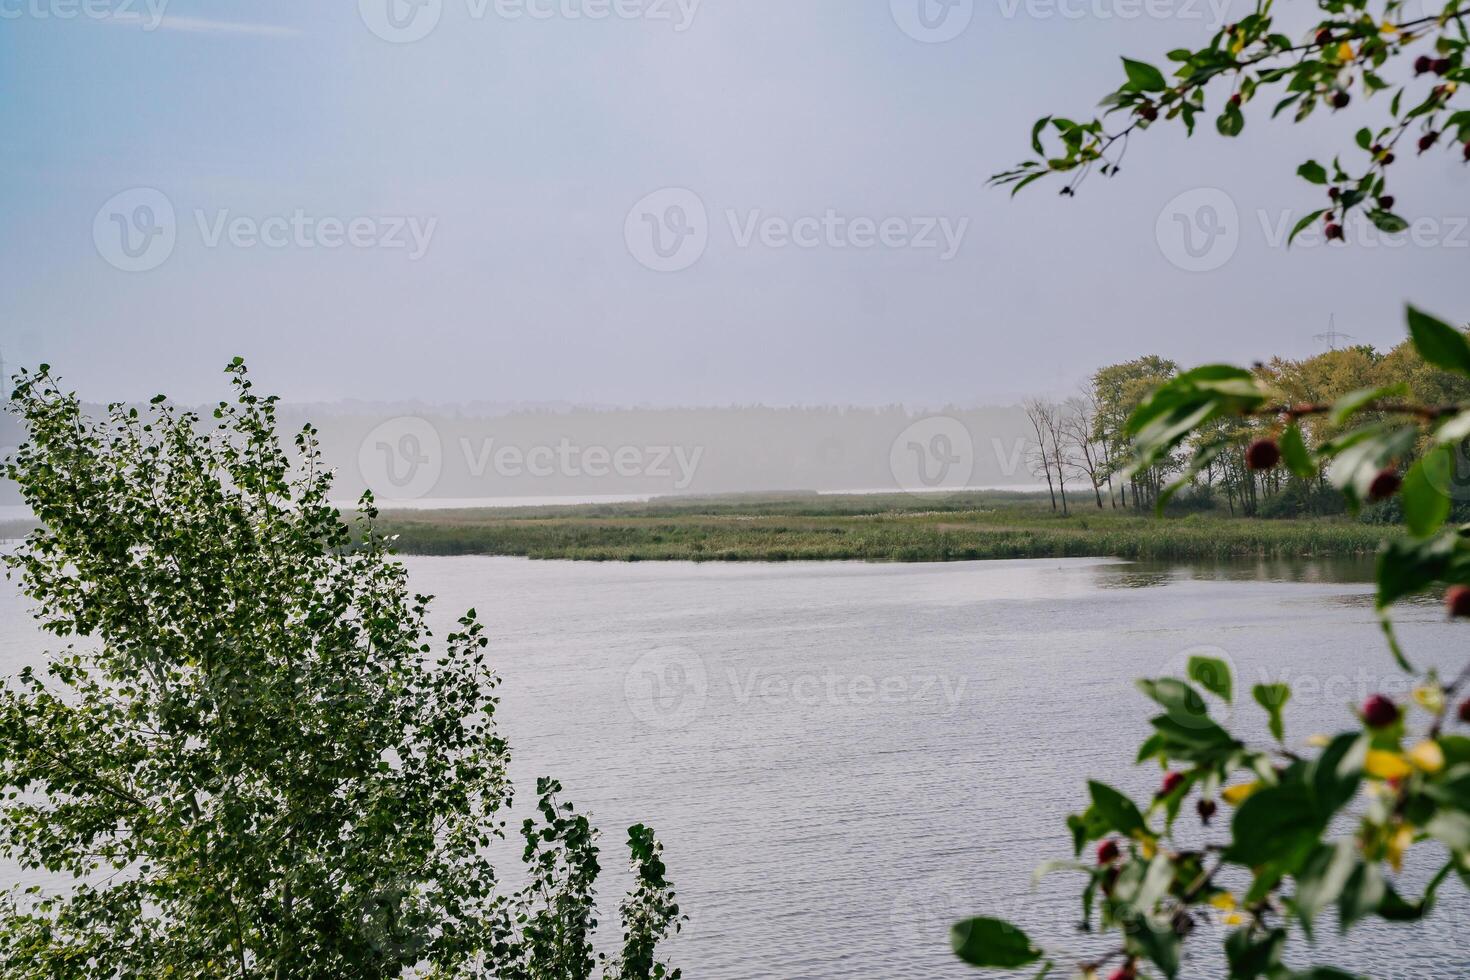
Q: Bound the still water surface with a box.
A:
[0,556,1465,978]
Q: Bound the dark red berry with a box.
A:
[1433,58,1452,76]
[1139,103,1159,122]
[1419,132,1440,154]
[1381,151,1396,165]
[1315,28,1333,46]
[1416,54,1434,75]
[1328,186,1341,200]
[1197,798,1218,825]
[1097,839,1121,864]
[1362,694,1400,729]
[1332,90,1351,109]
[1459,698,1470,725]
[1159,771,1186,797]
[1464,142,1470,161]
[1229,93,1242,107]
[1325,222,1345,241]
[1447,585,1470,618]
[1247,438,1281,470]
[1378,195,1395,210]
[1109,963,1138,980]
[1368,467,1401,501]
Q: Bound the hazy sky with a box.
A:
[2,0,1465,407]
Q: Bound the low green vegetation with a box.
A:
[373,492,1394,563]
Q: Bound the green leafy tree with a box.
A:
[956,2,1469,977]
[0,361,682,979]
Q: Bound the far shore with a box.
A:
[364,490,1395,564]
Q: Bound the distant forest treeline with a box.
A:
[1028,333,1470,518]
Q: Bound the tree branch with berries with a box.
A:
[958,3,1470,978]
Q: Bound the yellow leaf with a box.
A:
[1223,911,1245,926]
[1365,750,1411,781]
[1413,684,1445,714]
[1306,734,1331,748]
[1381,21,1398,34]
[1222,782,1261,806]
[1387,824,1413,872]
[1337,41,1354,61]
[1409,741,1446,774]
[1209,892,1237,911]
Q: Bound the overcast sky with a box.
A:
[2,0,1465,407]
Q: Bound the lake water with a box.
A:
[1,556,1466,978]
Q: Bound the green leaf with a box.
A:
[1087,781,1147,838]
[1339,860,1385,931]
[1122,58,1168,92]
[1253,683,1290,743]
[1376,533,1460,609]
[1123,913,1181,978]
[1217,102,1245,137]
[1425,810,1470,853]
[1293,841,1357,932]
[1280,424,1316,479]
[950,917,1043,968]
[1367,210,1408,234]
[1407,306,1470,376]
[1225,926,1286,979]
[1188,655,1232,702]
[1329,384,1408,425]
[1288,209,1328,245]
[1229,778,1321,869]
[1136,677,1210,722]
[1401,447,1453,537]
[1297,160,1328,184]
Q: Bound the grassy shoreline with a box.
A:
[370,492,1396,563]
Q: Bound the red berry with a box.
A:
[1459,699,1470,724]
[1378,195,1395,210]
[1332,90,1351,109]
[1109,963,1138,980]
[1325,222,1345,241]
[1139,103,1159,122]
[1368,468,1402,501]
[1362,694,1399,729]
[1463,142,1470,161]
[1382,151,1396,165]
[1097,839,1121,864]
[1416,54,1434,75]
[1419,132,1440,154]
[1197,798,1218,825]
[1315,28,1333,46]
[1246,439,1281,470]
[1446,585,1470,618]
[1328,186,1341,200]
[1433,58,1452,76]
[1159,771,1186,797]
[1229,93,1242,107]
